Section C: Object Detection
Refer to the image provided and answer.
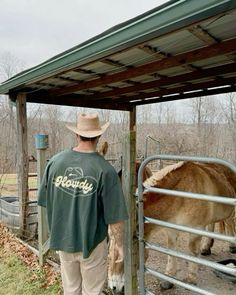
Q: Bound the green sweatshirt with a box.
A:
[38,149,128,258]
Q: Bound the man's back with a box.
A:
[38,149,127,258]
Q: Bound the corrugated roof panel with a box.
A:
[148,30,206,55]
[39,78,69,86]
[106,81,132,88]
[190,77,215,84]
[158,66,192,76]
[164,83,185,89]
[60,71,92,80]
[109,48,159,67]
[73,90,91,95]
[28,84,51,90]
[141,89,159,93]
[122,92,138,97]
[202,12,236,41]
[193,55,232,68]
[85,86,114,92]
[80,61,119,75]
[130,75,160,83]
[222,72,236,78]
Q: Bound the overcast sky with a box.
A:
[0,0,168,69]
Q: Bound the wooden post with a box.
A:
[35,134,49,265]
[123,107,138,295]
[16,93,29,238]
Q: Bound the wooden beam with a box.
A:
[74,63,236,101]
[50,38,236,96]
[123,107,138,295]
[133,85,236,106]
[187,24,236,68]
[26,93,132,111]
[36,140,49,265]
[15,93,29,238]
[100,76,236,103]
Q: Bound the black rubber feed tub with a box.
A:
[214,259,236,283]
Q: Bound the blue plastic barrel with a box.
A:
[35,134,49,150]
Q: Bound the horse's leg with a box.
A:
[144,223,159,262]
[224,213,236,253]
[160,229,178,290]
[186,234,202,285]
[200,223,215,256]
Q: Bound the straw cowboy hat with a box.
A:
[66,113,110,138]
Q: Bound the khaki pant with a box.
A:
[59,239,108,295]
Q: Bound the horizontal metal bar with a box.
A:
[28,188,38,192]
[145,267,216,295]
[0,208,19,217]
[144,217,236,244]
[143,187,236,206]
[145,290,155,295]
[141,155,236,173]
[145,242,236,276]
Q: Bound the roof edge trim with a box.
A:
[0,0,235,94]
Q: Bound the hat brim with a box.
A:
[66,121,110,138]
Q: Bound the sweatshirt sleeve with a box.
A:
[101,168,129,224]
[37,162,51,207]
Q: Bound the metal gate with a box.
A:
[137,155,236,295]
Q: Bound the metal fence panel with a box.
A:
[137,155,236,295]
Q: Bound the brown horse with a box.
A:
[108,161,236,292]
[107,161,152,294]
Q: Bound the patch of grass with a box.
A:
[0,174,37,186]
[0,173,37,198]
[0,174,17,186]
[0,250,62,295]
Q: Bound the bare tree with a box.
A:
[0,52,26,194]
[221,93,236,162]
[0,51,25,81]
[188,96,221,156]
[43,105,64,155]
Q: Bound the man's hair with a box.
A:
[79,135,99,142]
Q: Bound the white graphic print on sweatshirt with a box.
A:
[53,167,98,197]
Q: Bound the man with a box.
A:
[38,113,128,295]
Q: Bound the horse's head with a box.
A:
[135,160,152,182]
[108,236,125,294]
[98,141,109,156]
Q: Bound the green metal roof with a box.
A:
[0,0,236,110]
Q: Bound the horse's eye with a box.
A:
[112,286,116,290]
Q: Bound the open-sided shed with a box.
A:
[0,0,236,294]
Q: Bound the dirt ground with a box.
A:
[144,230,236,295]
[1,220,235,295]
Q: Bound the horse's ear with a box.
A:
[144,161,185,187]
[99,141,108,156]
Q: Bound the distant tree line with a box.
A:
[0,52,235,187]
